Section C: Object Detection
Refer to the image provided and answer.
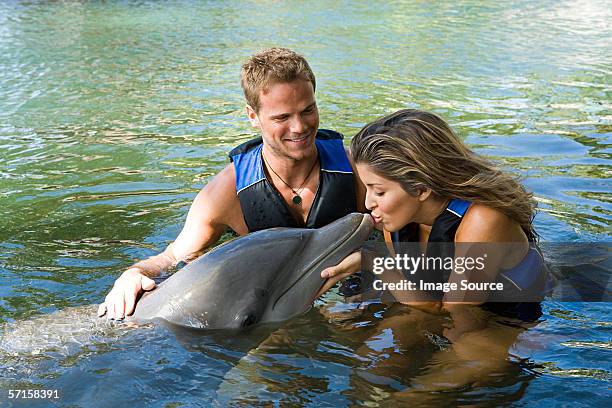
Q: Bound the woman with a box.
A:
[318,109,553,395]
[348,109,551,316]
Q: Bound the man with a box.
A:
[98,48,366,320]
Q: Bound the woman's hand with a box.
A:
[316,251,362,297]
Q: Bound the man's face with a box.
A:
[247,79,319,161]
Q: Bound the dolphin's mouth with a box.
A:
[272,214,371,310]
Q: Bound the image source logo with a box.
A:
[372,253,487,275]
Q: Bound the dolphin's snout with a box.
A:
[347,212,375,235]
[362,213,375,229]
[314,213,374,249]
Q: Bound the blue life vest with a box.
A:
[392,198,552,319]
[229,129,357,232]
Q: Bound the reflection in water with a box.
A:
[0,290,607,405]
[213,302,541,406]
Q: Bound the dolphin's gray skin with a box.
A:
[128,213,374,329]
[0,213,372,362]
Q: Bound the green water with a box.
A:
[0,0,610,406]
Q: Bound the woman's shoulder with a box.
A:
[456,203,524,243]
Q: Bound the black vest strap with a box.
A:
[391,199,471,284]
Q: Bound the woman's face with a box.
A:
[356,163,422,232]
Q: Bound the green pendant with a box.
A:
[292,195,302,205]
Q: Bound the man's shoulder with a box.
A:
[204,164,237,194]
[192,164,247,233]
[193,165,238,209]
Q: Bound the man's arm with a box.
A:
[98,165,246,319]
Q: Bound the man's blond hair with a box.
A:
[240,48,316,112]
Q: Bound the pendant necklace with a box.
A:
[261,150,318,205]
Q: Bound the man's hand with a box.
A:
[97,268,156,319]
[316,251,362,298]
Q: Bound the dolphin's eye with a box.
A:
[241,314,258,327]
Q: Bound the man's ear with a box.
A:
[246,105,260,128]
[417,187,433,202]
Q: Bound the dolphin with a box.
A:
[0,212,372,361]
[128,212,374,329]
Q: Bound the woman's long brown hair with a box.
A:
[350,109,537,240]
